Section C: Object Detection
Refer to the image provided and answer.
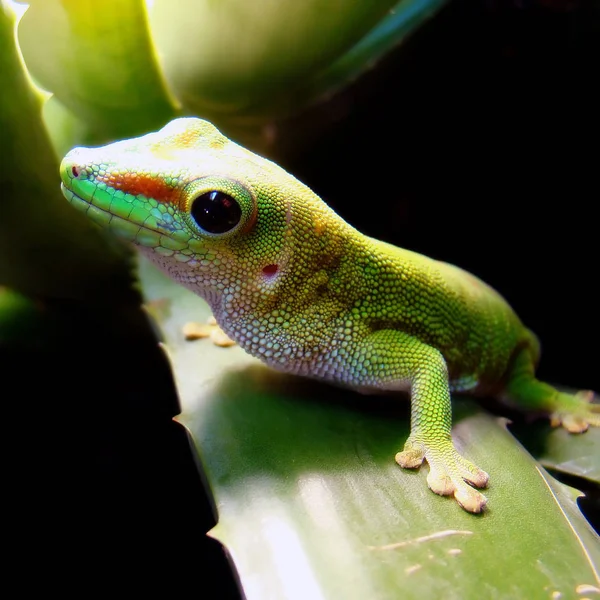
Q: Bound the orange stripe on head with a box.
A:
[97,171,179,205]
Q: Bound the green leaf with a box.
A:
[508,392,600,485]
[0,0,135,300]
[0,286,43,341]
[147,0,400,119]
[14,0,452,154]
[18,0,176,146]
[534,426,599,485]
[302,0,449,106]
[137,256,600,599]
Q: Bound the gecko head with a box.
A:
[60,117,335,303]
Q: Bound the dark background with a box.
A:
[8,0,598,595]
[292,0,598,394]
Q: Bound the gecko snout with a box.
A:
[60,147,93,183]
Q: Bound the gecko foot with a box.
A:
[550,390,600,433]
[395,439,489,513]
[182,316,236,347]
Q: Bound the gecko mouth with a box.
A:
[60,182,166,248]
[61,182,103,216]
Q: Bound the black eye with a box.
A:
[190,191,242,234]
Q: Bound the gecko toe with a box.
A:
[426,460,488,512]
[426,468,454,496]
[562,415,589,433]
[395,447,425,469]
[549,390,600,433]
[455,487,487,514]
[182,317,236,347]
[455,455,489,488]
[397,439,489,513]
[210,327,236,347]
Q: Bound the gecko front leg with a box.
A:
[361,330,489,513]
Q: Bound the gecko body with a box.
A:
[60,118,599,512]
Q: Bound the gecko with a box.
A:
[59,117,599,513]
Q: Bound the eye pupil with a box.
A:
[190,191,242,234]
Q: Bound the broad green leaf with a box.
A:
[137,256,600,599]
[303,0,448,105]
[0,0,135,300]
[14,0,452,153]
[17,0,176,147]
[41,95,94,160]
[147,0,400,119]
[508,394,600,485]
[535,426,599,485]
[0,286,42,341]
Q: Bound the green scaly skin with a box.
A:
[60,118,599,513]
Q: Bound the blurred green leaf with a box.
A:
[0,286,43,341]
[537,427,599,485]
[16,0,451,152]
[0,0,136,300]
[508,391,600,485]
[303,0,448,104]
[148,0,398,118]
[18,0,177,150]
[138,256,600,600]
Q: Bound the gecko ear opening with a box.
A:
[183,176,257,239]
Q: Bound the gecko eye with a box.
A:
[190,191,242,234]
[184,177,255,237]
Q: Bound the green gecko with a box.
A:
[60,118,599,513]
